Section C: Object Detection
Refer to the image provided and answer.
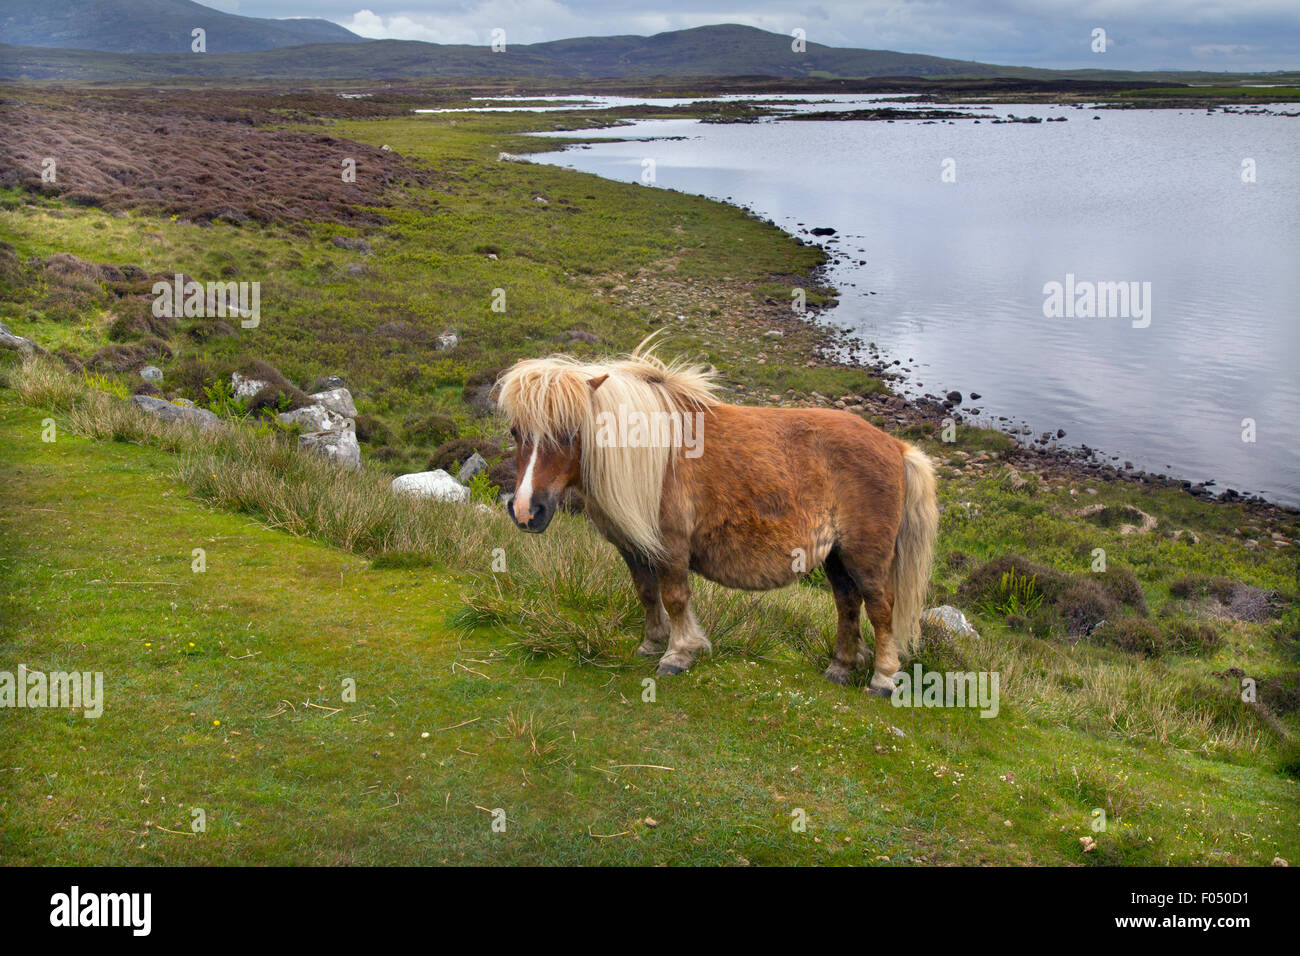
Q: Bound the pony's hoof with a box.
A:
[637,641,667,658]
[657,662,687,676]
[823,663,852,685]
[866,672,897,698]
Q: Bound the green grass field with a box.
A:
[1,98,1297,866]
[1,366,1296,865]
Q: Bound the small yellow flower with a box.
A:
[213,720,220,726]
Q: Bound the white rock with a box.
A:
[299,426,360,470]
[277,404,348,432]
[309,386,357,419]
[921,605,979,639]
[390,470,469,503]
[231,372,269,399]
[435,330,459,351]
[139,365,163,383]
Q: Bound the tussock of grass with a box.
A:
[6,351,83,409]
[958,553,1147,637]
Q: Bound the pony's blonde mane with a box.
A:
[496,337,717,558]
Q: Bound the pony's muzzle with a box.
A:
[505,492,556,533]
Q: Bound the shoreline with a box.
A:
[745,256,1297,521]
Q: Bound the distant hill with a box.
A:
[0,22,1059,82]
[0,19,1288,84]
[0,0,362,54]
[523,25,1020,78]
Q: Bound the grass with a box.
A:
[1,357,1297,865]
[0,104,849,476]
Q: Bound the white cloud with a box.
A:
[340,9,450,42]
[341,1,592,45]
[1191,43,1258,56]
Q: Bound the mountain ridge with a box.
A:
[0,0,363,54]
[0,13,1290,84]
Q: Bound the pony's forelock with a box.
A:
[496,357,594,447]
[495,338,717,557]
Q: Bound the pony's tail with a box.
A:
[890,443,939,657]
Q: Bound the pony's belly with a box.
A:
[690,552,801,591]
[689,533,833,592]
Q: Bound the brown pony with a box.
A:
[495,339,939,695]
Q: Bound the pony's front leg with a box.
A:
[617,547,670,658]
[655,563,711,676]
[822,550,866,685]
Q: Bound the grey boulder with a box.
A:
[308,386,357,419]
[457,452,489,484]
[0,322,42,355]
[299,426,360,470]
[277,404,348,433]
[130,394,221,429]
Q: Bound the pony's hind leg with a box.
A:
[860,583,899,697]
[655,563,711,676]
[834,550,899,697]
[618,547,670,657]
[822,550,865,685]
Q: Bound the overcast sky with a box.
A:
[203,0,1300,72]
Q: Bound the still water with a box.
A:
[522,95,1300,505]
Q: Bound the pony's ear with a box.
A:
[587,373,609,392]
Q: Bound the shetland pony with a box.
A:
[495,340,938,695]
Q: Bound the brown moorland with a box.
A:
[0,91,428,225]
